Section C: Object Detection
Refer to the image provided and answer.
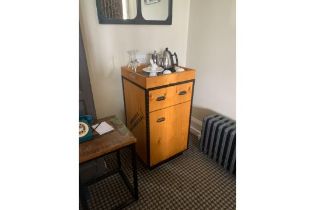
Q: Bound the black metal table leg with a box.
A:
[79,143,138,209]
[79,180,89,210]
[131,144,138,200]
[116,150,121,169]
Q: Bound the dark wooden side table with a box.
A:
[79,116,138,210]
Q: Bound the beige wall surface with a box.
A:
[187,0,236,120]
[79,0,191,120]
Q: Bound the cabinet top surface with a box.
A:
[121,65,196,89]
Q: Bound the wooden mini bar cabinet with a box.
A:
[121,65,196,167]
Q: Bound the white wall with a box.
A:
[187,0,236,120]
[79,0,191,120]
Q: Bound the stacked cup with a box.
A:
[149,59,158,77]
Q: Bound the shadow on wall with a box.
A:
[190,106,235,137]
[192,106,235,121]
[192,106,218,122]
[190,106,218,137]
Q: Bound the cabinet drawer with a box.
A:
[149,82,193,112]
[173,82,193,104]
[149,101,191,166]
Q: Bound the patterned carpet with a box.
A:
[80,135,236,210]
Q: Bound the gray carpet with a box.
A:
[81,135,236,210]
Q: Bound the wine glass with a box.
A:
[127,50,139,72]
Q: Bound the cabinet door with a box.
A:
[149,101,191,166]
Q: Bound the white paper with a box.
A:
[92,121,114,135]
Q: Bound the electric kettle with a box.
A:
[161,48,178,71]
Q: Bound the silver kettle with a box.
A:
[161,48,178,71]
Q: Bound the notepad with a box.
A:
[92,121,114,135]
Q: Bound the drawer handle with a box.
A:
[156,96,166,101]
[156,117,165,123]
[178,90,187,95]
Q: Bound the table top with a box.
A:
[79,116,136,164]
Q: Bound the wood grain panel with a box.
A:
[121,66,147,88]
[123,79,147,164]
[173,82,193,104]
[149,101,191,166]
[121,66,195,89]
[149,86,175,112]
[146,71,195,89]
[149,82,193,112]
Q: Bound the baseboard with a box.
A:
[191,116,202,126]
[190,126,201,139]
[190,117,201,138]
[190,116,202,139]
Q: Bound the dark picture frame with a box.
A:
[96,0,172,25]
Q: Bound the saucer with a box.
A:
[142,66,164,73]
